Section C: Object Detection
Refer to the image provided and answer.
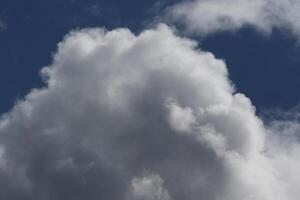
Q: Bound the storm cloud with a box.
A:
[0,24,300,200]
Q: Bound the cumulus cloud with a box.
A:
[0,24,300,200]
[167,0,300,36]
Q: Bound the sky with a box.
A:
[1,0,300,199]
[1,0,300,113]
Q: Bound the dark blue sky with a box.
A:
[0,0,300,114]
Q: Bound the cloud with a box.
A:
[0,24,300,199]
[129,174,171,200]
[0,19,7,31]
[84,4,103,17]
[167,0,300,36]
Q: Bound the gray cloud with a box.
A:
[0,24,300,199]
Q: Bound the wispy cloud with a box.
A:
[84,4,103,17]
[0,19,7,31]
[167,0,300,37]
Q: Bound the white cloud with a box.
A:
[0,24,300,199]
[167,0,300,36]
[129,174,171,200]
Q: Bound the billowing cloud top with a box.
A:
[168,0,300,36]
[0,24,300,200]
